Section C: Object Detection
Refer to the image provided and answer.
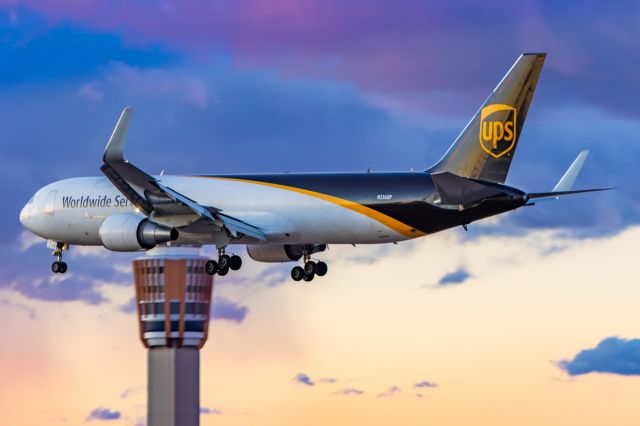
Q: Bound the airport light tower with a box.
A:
[132,246,213,426]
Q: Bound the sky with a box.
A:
[0,1,639,425]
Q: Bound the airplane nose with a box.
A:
[19,203,28,226]
[19,196,35,228]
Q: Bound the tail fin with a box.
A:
[428,53,546,183]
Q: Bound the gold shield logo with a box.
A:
[479,104,517,158]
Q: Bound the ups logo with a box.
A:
[479,104,517,158]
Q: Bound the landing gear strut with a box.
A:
[291,246,328,282]
[205,248,242,276]
[50,241,68,274]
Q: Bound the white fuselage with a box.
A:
[19,176,412,249]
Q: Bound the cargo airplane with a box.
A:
[19,53,610,281]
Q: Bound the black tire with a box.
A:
[315,261,328,277]
[291,266,305,281]
[59,262,68,274]
[51,261,61,273]
[304,261,316,275]
[229,255,242,271]
[205,260,218,275]
[217,266,229,276]
[303,272,315,282]
[218,254,231,269]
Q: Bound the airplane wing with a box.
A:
[100,107,266,241]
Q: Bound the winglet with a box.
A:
[552,150,589,192]
[103,107,133,163]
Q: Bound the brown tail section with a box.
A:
[428,53,546,184]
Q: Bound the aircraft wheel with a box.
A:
[291,266,305,282]
[218,254,231,270]
[303,272,315,282]
[205,260,218,275]
[229,255,242,271]
[217,266,229,276]
[303,261,316,276]
[59,262,68,274]
[315,261,328,277]
[51,261,61,273]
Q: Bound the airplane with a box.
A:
[19,53,611,282]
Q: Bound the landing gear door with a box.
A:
[44,190,57,215]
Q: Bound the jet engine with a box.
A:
[99,213,178,252]
[246,244,326,263]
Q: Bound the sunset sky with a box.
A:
[1,1,639,425]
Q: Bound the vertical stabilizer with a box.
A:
[428,53,546,183]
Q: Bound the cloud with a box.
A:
[0,298,36,319]
[85,407,120,421]
[6,0,640,118]
[95,62,211,108]
[70,246,109,258]
[118,297,137,314]
[293,373,315,386]
[10,274,107,305]
[18,230,43,252]
[376,386,402,398]
[200,407,223,415]
[558,337,640,376]
[437,268,471,286]
[414,380,438,389]
[334,388,364,396]
[119,386,142,399]
[211,296,249,323]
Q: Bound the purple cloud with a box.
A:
[120,386,142,399]
[118,297,137,314]
[0,298,36,319]
[334,388,364,396]
[376,386,402,398]
[200,407,223,415]
[4,0,639,117]
[10,274,107,305]
[211,296,249,323]
[293,373,315,386]
[414,380,438,389]
[85,407,120,421]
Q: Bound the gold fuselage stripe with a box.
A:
[199,176,426,238]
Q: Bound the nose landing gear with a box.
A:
[49,241,69,274]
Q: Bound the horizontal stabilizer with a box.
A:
[431,172,507,206]
[527,187,613,204]
[525,150,613,204]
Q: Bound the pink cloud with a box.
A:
[2,1,638,116]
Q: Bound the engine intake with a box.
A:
[99,213,178,252]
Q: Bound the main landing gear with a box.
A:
[291,249,328,282]
[205,248,242,276]
[50,241,68,274]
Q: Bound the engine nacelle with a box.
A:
[246,244,326,263]
[99,213,178,252]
